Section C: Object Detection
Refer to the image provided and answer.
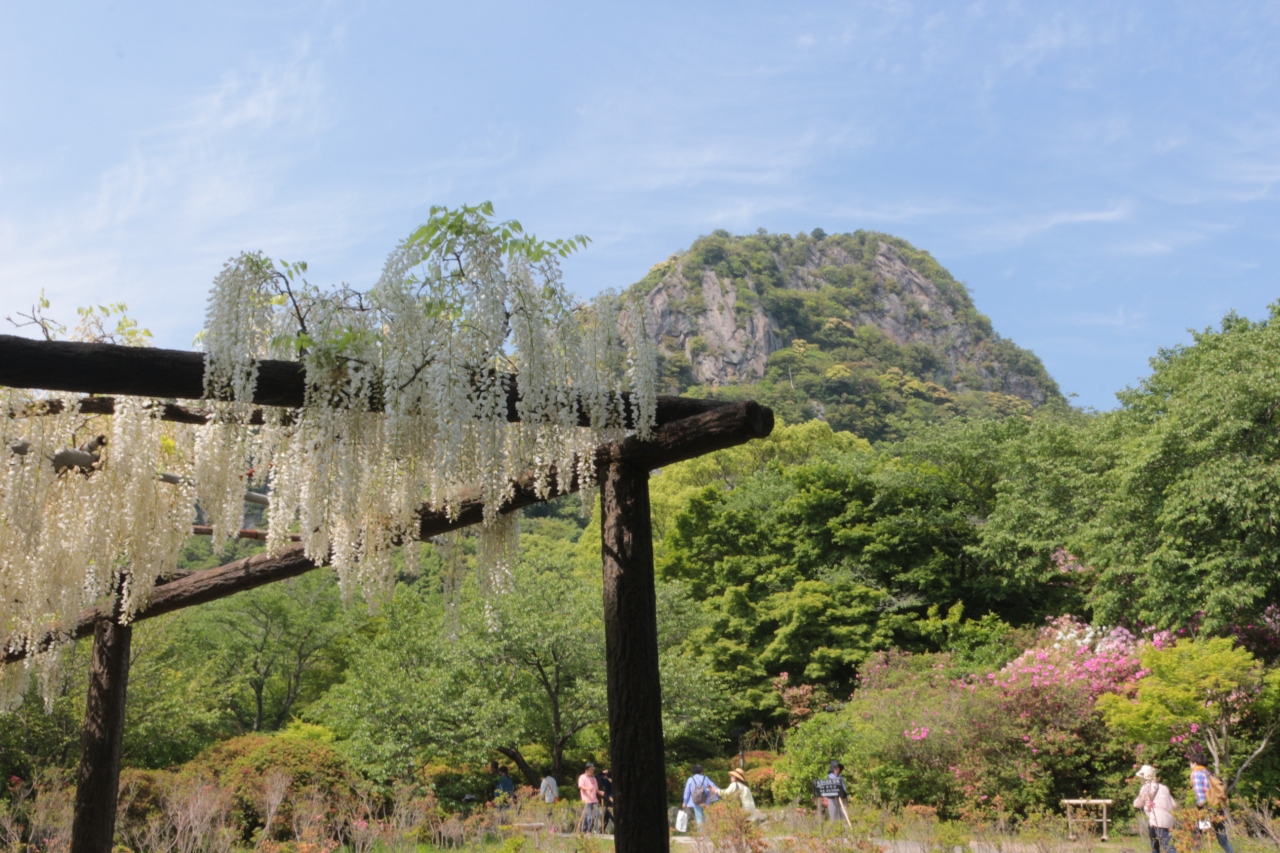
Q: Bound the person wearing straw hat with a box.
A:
[1134,764,1178,853]
[722,768,767,823]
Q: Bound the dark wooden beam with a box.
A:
[2,401,774,664]
[600,459,668,853]
[3,546,321,663]
[0,334,727,427]
[416,400,773,540]
[72,397,255,425]
[189,524,296,542]
[69,614,131,853]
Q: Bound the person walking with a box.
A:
[494,766,516,800]
[537,768,559,825]
[722,768,767,823]
[824,761,849,824]
[598,768,616,834]
[1191,757,1234,853]
[1135,765,1177,853]
[539,768,559,804]
[681,763,720,830]
[577,762,600,833]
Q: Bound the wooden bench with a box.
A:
[1061,799,1114,841]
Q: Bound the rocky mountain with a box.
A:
[626,229,1061,441]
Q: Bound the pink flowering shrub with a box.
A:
[992,615,1148,700]
[776,615,1153,817]
[772,671,830,727]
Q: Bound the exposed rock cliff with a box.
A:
[626,229,1060,440]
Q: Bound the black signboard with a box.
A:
[813,779,845,798]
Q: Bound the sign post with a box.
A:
[814,779,853,829]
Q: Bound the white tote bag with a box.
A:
[675,808,690,833]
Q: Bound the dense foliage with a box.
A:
[654,418,1089,723]
[776,617,1144,817]
[1099,638,1280,791]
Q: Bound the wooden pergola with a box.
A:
[0,334,774,853]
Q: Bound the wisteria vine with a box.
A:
[0,204,658,708]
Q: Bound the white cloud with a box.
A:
[1056,304,1148,331]
[979,201,1132,243]
[1111,240,1173,256]
[0,40,386,349]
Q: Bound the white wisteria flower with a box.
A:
[0,204,658,708]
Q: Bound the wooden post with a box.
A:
[70,616,132,853]
[601,459,669,853]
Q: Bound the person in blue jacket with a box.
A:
[681,763,721,830]
[494,766,516,800]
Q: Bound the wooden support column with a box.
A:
[601,458,668,853]
[70,616,132,853]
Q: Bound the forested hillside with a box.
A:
[629,229,1062,440]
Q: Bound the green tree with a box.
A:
[316,549,727,783]
[657,453,951,720]
[1080,308,1280,629]
[459,559,608,782]
[122,613,236,767]
[902,411,1092,621]
[1099,638,1280,788]
[654,415,1089,722]
[189,570,358,733]
[0,645,89,781]
[310,581,475,781]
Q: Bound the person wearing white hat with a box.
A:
[722,768,767,823]
[1134,765,1178,853]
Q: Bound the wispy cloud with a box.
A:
[83,40,328,231]
[1111,240,1173,256]
[0,40,388,347]
[823,199,981,223]
[1056,304,1149,331]
[978,201,1132,243]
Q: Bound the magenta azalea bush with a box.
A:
[991,616,1151,699]
[775,615,1154,817]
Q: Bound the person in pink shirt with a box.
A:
[577,762,600,833]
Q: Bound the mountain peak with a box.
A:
[627,229,1061,439]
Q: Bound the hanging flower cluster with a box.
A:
[0,204,657,704]
[0,393,195,707]
[198,203,657,596]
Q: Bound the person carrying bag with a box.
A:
[681,763,720,831]
[1135,765,1178,853]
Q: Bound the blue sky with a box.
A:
[2,1,1278,410]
